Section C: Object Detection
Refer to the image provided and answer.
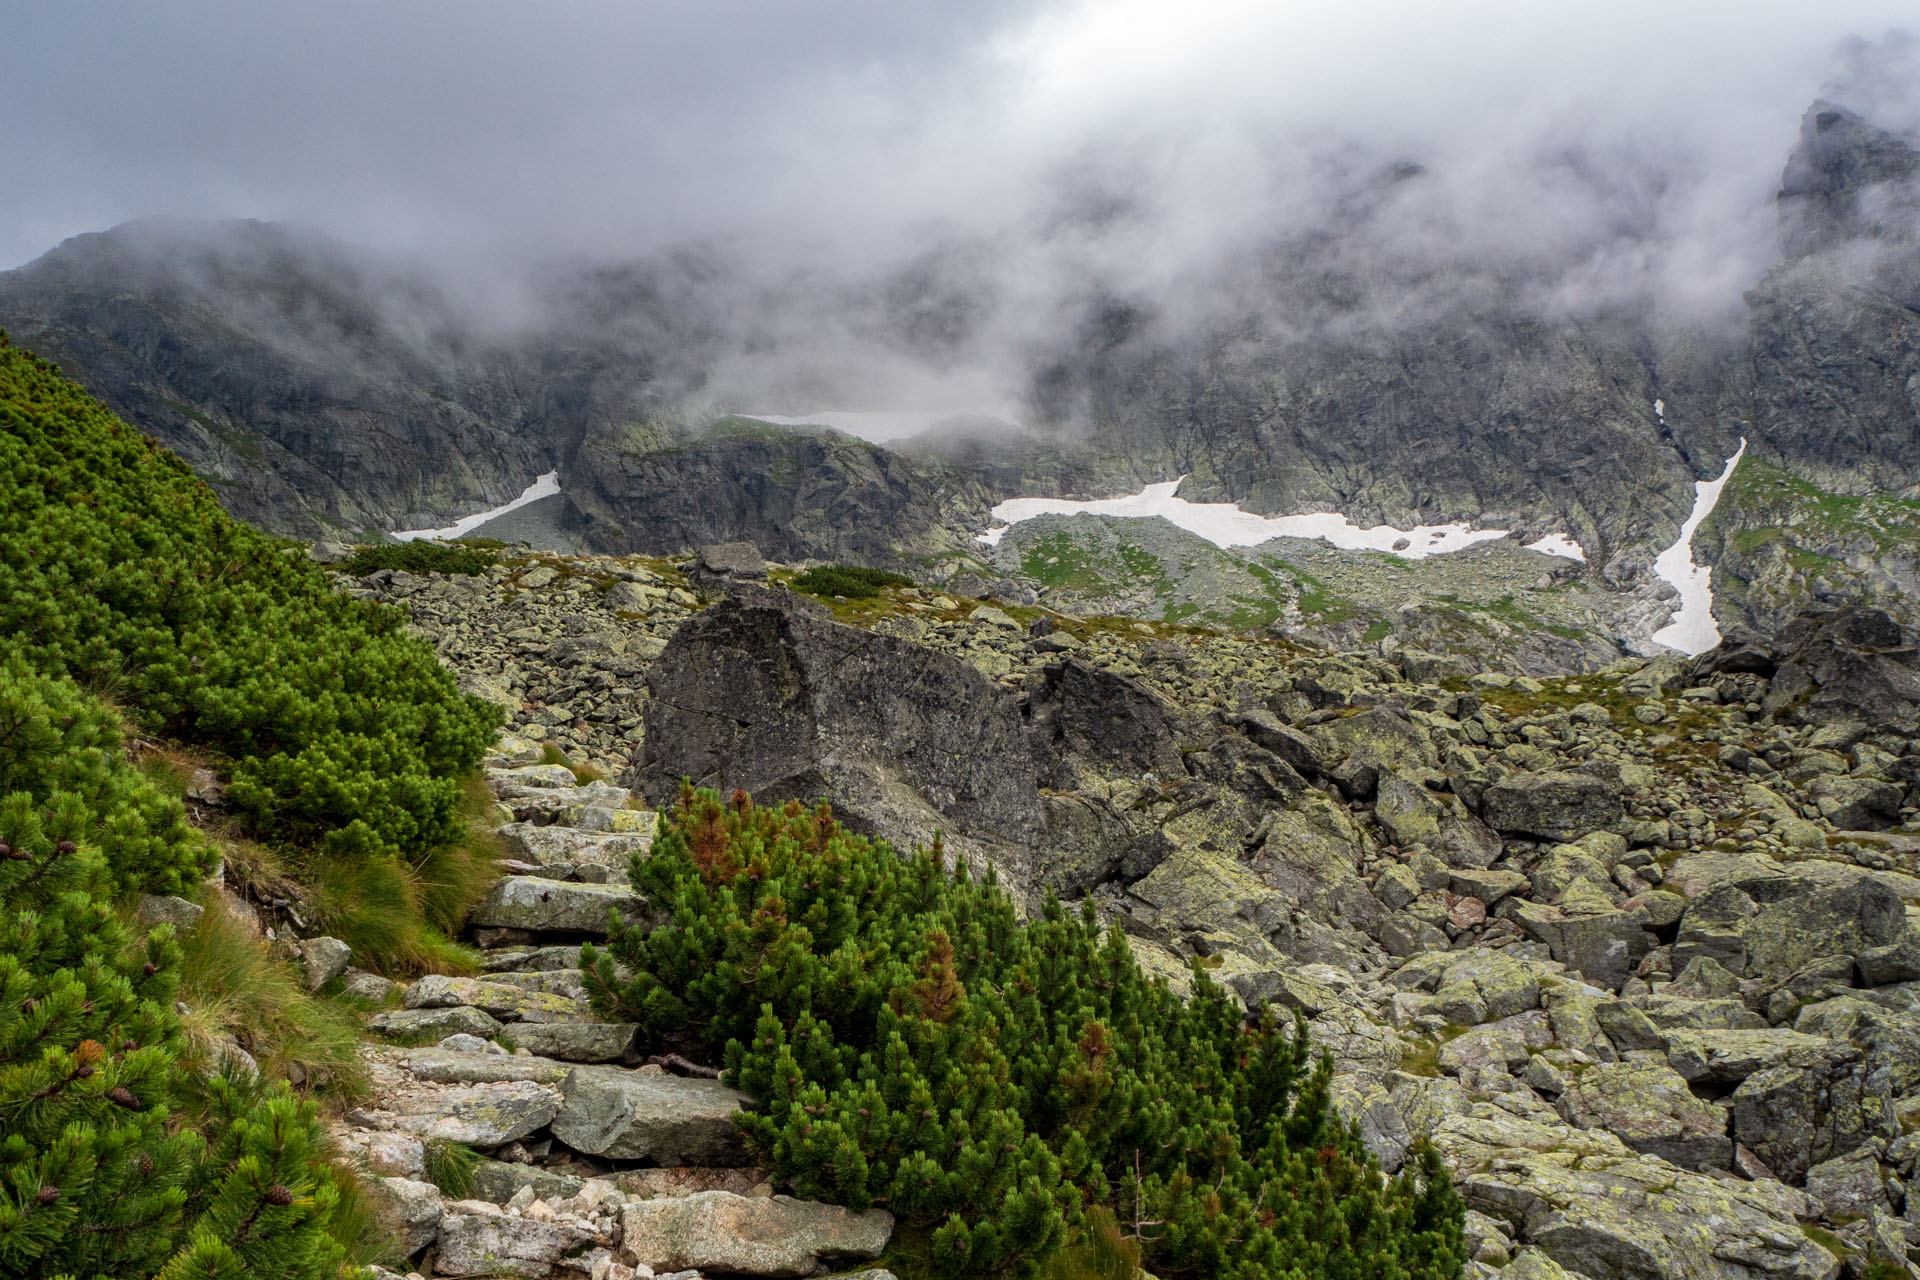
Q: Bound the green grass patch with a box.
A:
[791,564,917,599]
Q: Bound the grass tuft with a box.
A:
[423,1138,482,1198]
[173,897,371,1100]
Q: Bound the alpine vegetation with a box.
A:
[584,786,1467,1279]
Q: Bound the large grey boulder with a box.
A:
[1374,771,1500,868]
[1760,606,1920,734]
[1508,901,1651,992]
[633,588,1042,884]
[1555,1061,1732,1171]
[469,877,647,936]
[551,1065,753,1163]
[618,1191,893,1278]
[1481,771,1622,842]
[295,936,352,991]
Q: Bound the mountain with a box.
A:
[2,100,1918,640]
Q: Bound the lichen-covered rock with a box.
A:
[380,1080,563,1146]
[435,1200,606,1278]
[1481,770,1622,842]
[497,822,654,871]
[369,1177,442,1255]
[367,1006,504,1041]
[1509,901,1651,992]
[295,935,353,991]
[551,1065,754,1163]
[1375,770,1501,868]
[618,1191,893,1277]
[1556,1060,1732,1171]
[503,1021,639,1062]
[1663,1027,1835,1086]
[402,974,586,1022]
[469,876,648,935]
[399,1047,574,1087]
[1435,1111,1835,1280]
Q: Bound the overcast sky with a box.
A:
[4,1,1917,308]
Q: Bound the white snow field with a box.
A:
[977,479,1586,563]
[1523,533,1588,562]
[392,471,562,542]
[1650,440,1747,655]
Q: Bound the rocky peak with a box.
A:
[1778,99,1920,258]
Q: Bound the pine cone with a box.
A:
[56,840,77,855]
[265,1185,294,1206]
[36,1185,59,1205]
[108,1086,140,1109]
[136,1153,155,1176]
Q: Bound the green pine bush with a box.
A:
[0,662,350,1279]
[584,788,1465,1280]
[0,336,499,965]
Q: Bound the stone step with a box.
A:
[502,1021,639,1063]
[369,1006,505,1041]
[491,779,633,820]
[483,945,584,973]
[498,821,652,873]
[469,876,650,937]
[551,1065,755,1165]
[402,974,590,1022]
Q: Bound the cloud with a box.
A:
[3,1,1917,420]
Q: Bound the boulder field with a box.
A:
[310,543,1920,1280]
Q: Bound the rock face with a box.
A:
[618,1191,893,1278]
[634,586,1043,876]
[1759,607,1920,735]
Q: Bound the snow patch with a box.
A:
[1524,533,1587,562]
[978,480,1516,558]
[1650,440,1747,655]
[392,471,561,542]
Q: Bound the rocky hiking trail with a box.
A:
[301,541,1920,1280]
[328,740,899,1280]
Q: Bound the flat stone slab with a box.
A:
[400,1047,574,1087]
[368,1006,504,1041]
[1664,1028,1835,1086]
[381,1080,562,1147]
[402,974,585,1022]
[504,1021,639,1063]
[619,1191,892,1278]
[497,822,653,871]
[553,1065,753,1163]
[469,876,648,936]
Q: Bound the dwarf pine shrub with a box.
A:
[0,662,350,1279]
[584,787,1465,1280]
[0,337,498,961]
